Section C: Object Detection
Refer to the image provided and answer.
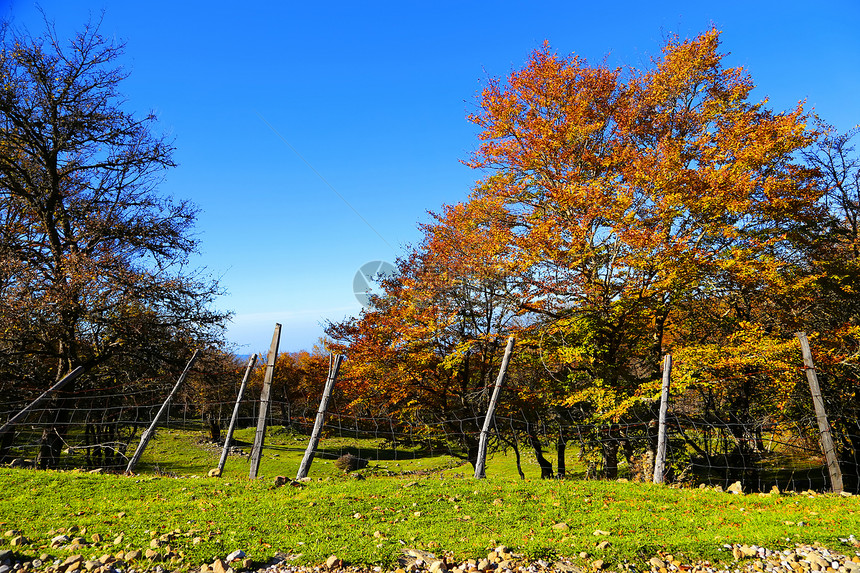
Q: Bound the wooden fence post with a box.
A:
[296,354,345,480]
[215,353,258,476]
[653,354,672,484]
[796,332,844,494]
[126,350,200,474]
[474,336,515,479]
[0,366,87,437]
[249,324,282,479]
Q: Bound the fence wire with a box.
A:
[0,375,849,493]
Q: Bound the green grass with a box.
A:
[132,425,486,479]
[2,466,860,572]
[2,427,858,572]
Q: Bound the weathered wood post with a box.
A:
[215,353,258,476]
[474,336,515,479]
[249,324,282,479]
[296,354,345,480]
[796,332,844,494]
[0,366,87,437]
[126,350,200,474]
[653,354,672,484]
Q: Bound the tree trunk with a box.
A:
[0,430,14,463]
[527,428,554,479]
[556,427,566,479]
[511,433,525,480]
[36,380,77,469]
[601,427,619,479]
[206,413,221,443]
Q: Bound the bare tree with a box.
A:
[0,16,228,467]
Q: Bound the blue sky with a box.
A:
[4,1,859,354]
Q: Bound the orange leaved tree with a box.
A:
[458,29,823,473]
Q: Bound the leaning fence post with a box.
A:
[475,336,515,479]
[796,332,844,494]
[0,366,87,437]
[296,354,345,480]
[215,353,258,476]
[653,354,672,484]
[249,324,282,479]
[126,350,200,474]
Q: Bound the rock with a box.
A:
[61,556,83,569]
[650,557,665,569]
[112,535,123,546]
[124,550,141,562]
[90,534,102,544]
[325,555,342,569]
[211,559,228,573]
[770,485,781,495]
[273,476,288,487]
[429,560,447,573]
[226,550,245,562]
[552,523,569,531]
[0,565,8,573]
[83,561,100,571]
[592,530,610,536]
[150,539,161,549]
[88,468,103,474]
[242,558,253,569]
[596,541,611,550]
[297,477,312,483]
[208,468,222,478]
[477,559,489,571]
[0,549,11,563]
[727,481,744,494]
[591,559,605,570]
[351,473,366,481]
[51,535,70,548]
[3,531,20,538]
[9,537,26,547]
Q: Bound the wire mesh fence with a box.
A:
[0,375,849,493]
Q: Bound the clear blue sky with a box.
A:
[4,0,859,354]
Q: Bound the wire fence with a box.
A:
[0,373,850,493]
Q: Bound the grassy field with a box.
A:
[1,427,859,572]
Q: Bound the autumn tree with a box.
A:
[0,19,228,467]
[327,220,524,468]
[457,29,823,476]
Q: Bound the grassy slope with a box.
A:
[2,469,859,571]
[2,427,857,571]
